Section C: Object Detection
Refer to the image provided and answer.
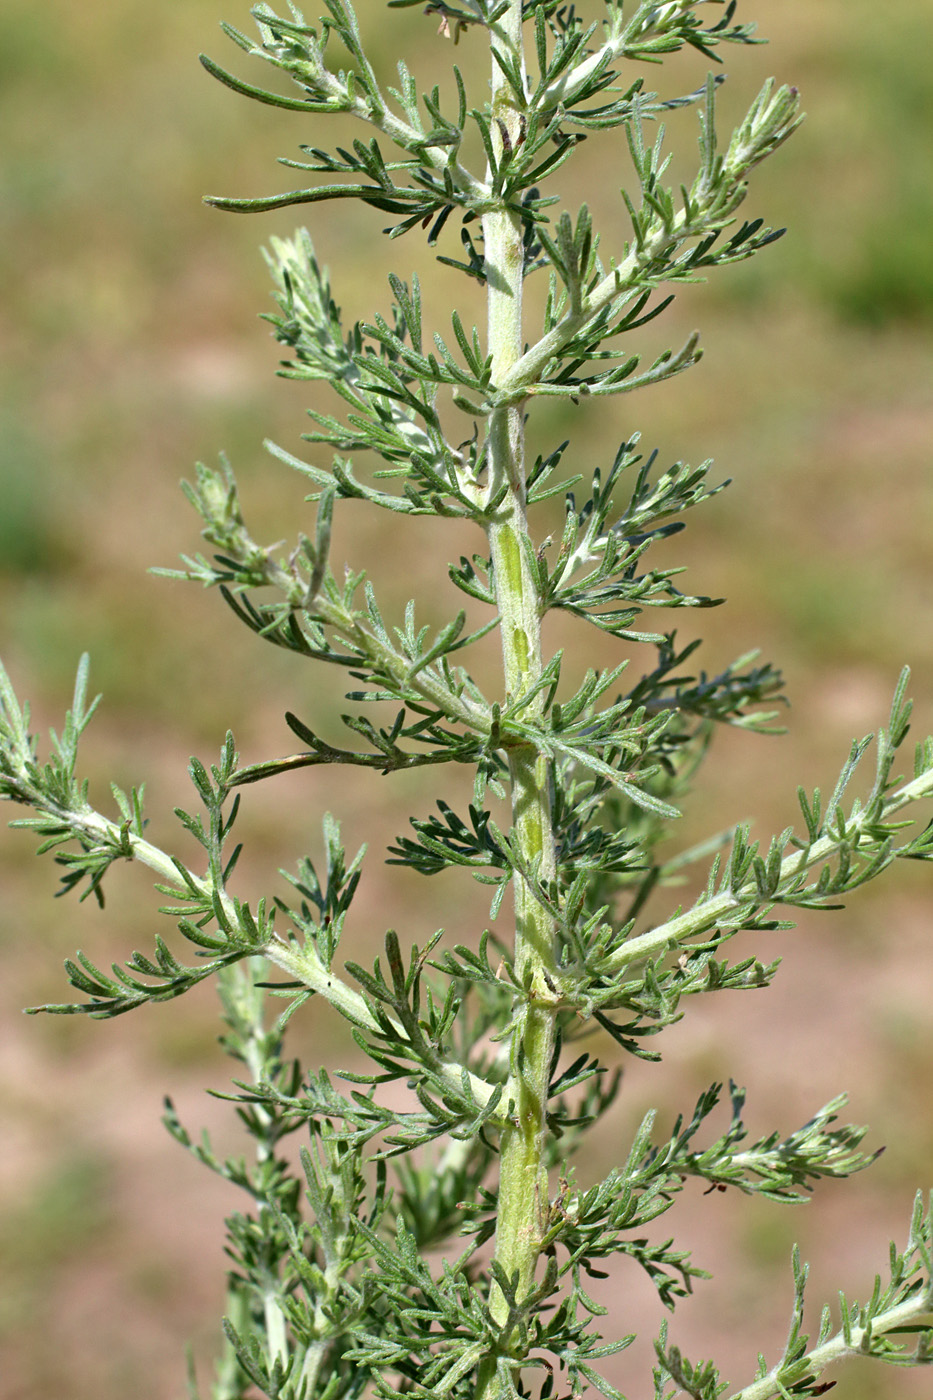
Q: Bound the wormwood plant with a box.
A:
[4,1,933,1397]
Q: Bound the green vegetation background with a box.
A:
[1,2,931,1397]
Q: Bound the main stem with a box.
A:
[478,2,560,1393]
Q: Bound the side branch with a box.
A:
[496,80,801,404]
[730,1294,933,1400]
[607,746,933,977]
[9,764,499,1114]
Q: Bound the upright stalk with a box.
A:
[17,6,933,1399]
[480,0,560,1384]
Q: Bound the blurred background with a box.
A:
[1,1,932,1397]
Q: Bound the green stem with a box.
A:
[216,963,290,1387]
[477,3,560,1394]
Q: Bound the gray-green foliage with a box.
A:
[4,1,933,1397]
